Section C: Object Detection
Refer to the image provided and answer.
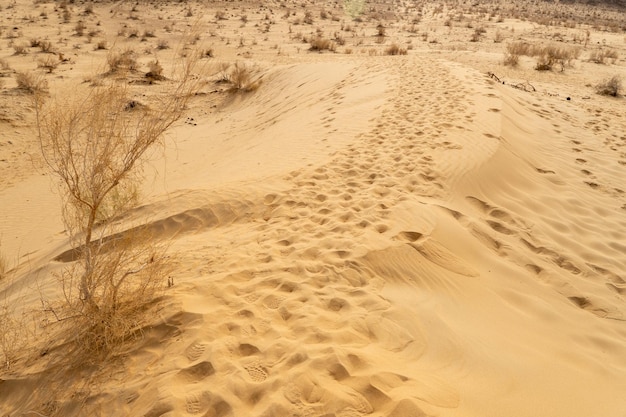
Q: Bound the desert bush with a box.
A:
[35,71,198,357]
[95,40,107,50]
[15,71,48,94]
[37,55,60,73]
[145,59,164,80]
[595,75,622,97]
[227,62,261,92]
[75,21,86,36]
[309,36,336,52]
[39,40,54,53]
[503,52,519,66]
[385,43,407,55]
[106,48,138,73]
[156,39,169,50]
[12,43,28,55]
[534,45,580,71]
[589,48,619,64]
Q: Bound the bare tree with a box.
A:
[34,59,198,355]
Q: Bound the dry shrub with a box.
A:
[0,304,23,370]
[589,48,619,64]
[39,40,54,53]
[37,55,60,73]
[35,64,199,358]
[227,62,261,92]
[309,36,336,52]
[595,75,622,97]
[504,41,579,71]
[385,43,407,55]
[12,43,28,55]
[15,71,48,94]
[145,59,165,81]
[534,45,580,71]
[106,48,138,73]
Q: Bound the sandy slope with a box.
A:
[2,1,626,417]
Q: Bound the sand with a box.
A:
[1,1,626,416]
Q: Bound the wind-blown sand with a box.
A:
[1,1,626,416]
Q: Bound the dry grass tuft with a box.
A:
[227,62,261,92]
[15,71,48,94]
[309,36,336,52]
[589,48,619,64]
[385,43,407,55]
[595,75,622,97]
[106,48,138,74]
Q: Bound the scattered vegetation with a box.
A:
[34,71,198,357]
[503,41,580,71]
[309,36,336,52]
[106,48,138,73]
[15,71,48,94]
[588,48,619,64]
[227,62,261,92]
[595,75,622,97]
[385,43,407,55]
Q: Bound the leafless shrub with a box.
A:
[75,21,86,36]
[227,62,261,92]
[15,71,48,94]
[37,55,60,73]
[95,40,107,50]
[309,36,336,52]
[589,48,619,64]
[40,40,54,53]
[385,43,407,55]
[156,39,169,50]
[215,10,226,21]
[34,69,199,358]
[13,43,28,55]
[595,75,622,97]
[145,59,165,81]
[106,48,138,73]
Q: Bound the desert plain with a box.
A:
[1,0,626,416]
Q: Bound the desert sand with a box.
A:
[1,0,626,416]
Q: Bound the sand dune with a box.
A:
[2,1,626,416]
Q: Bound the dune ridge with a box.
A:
[1,1,626,416]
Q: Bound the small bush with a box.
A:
[145,59,165,81]
[40,40,54,53]
[595,75,622,97]
[106,49,138,73]
[75,21,87,36]
[385,43,407,55]
[503,53,519,67]
[227,62,261,92]
[589,48,619,64]
[15,71,48,94]
[309,37,336,52]
[37,55,60,73]
[13,43,28,55]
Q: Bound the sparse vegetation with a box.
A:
[589,48,619,64]
[309,36,336,52]
[34,69,198,357]
[385,43,407,55]
[37,55,60,73]
[227,61,261,92]
[106,48,138,73]
[15,71,48,94]
[595,75,622,97]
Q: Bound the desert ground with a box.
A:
[1,0,626,416]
